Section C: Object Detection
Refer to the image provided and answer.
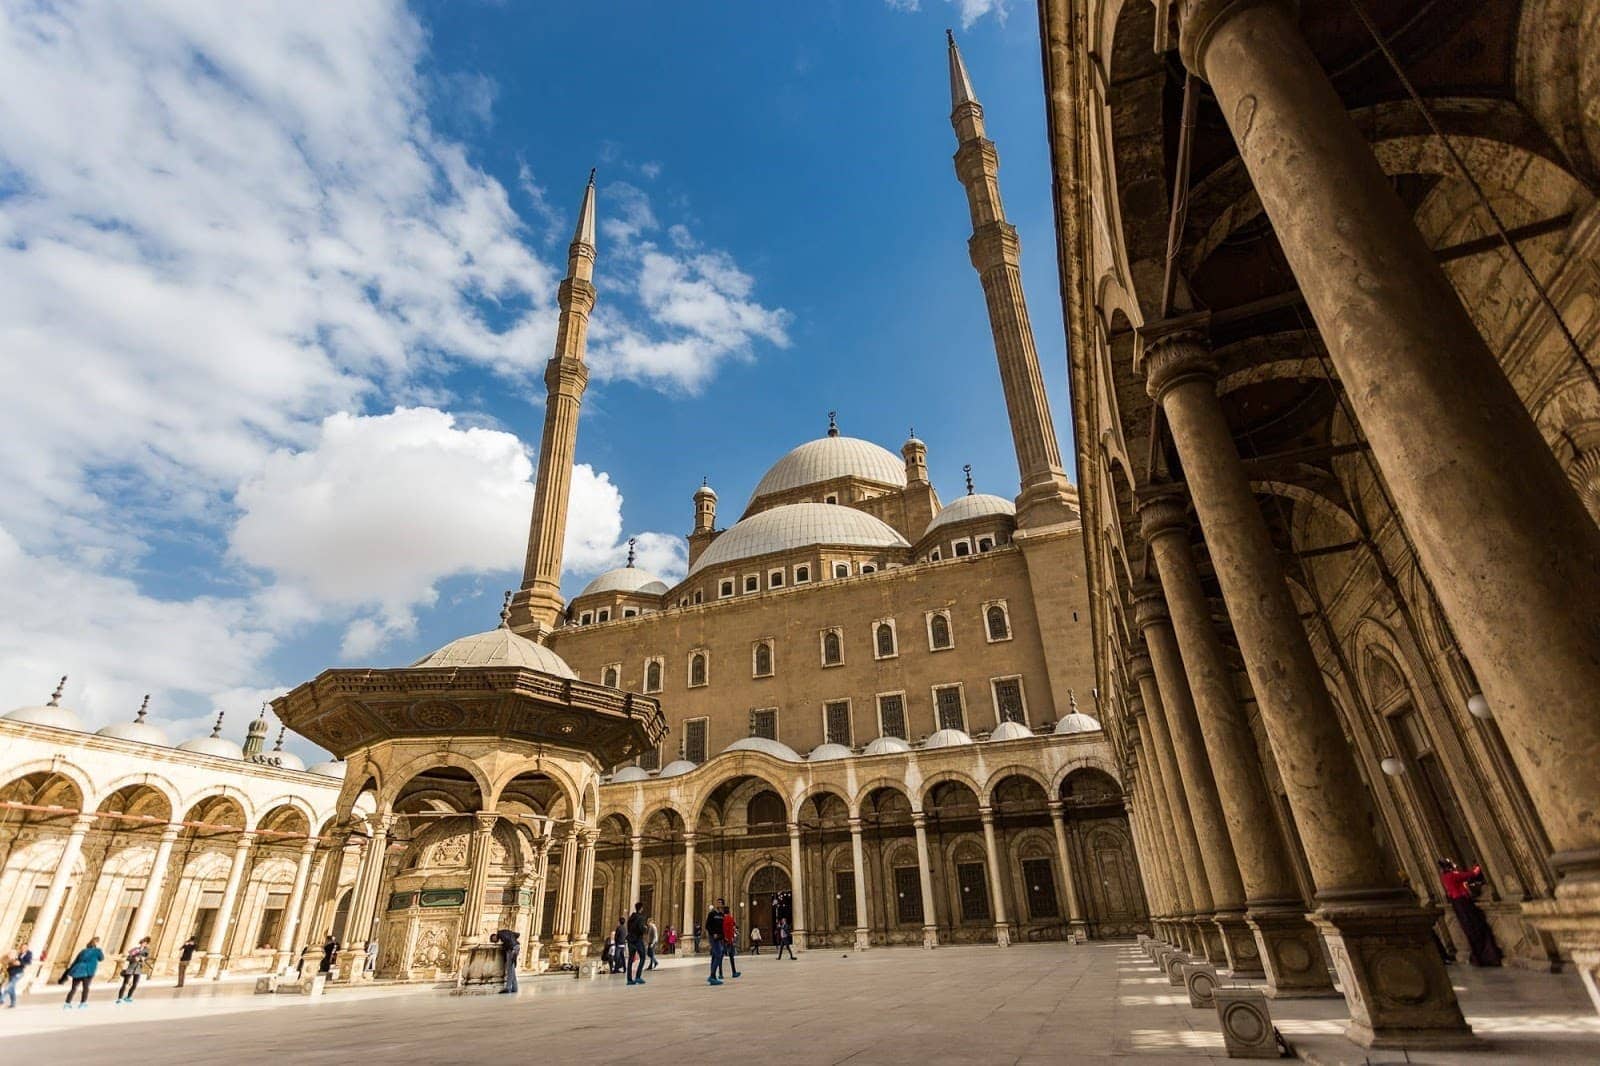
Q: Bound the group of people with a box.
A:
[605,903,659,985]
[1,933,167,1010]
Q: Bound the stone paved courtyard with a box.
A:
[7,943,1598,1064]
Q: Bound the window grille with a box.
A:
[750,708,778,740]
[1022,858,1059,919]
[824,701,852,747]
[754,642,773,677]
[875,623,896,657]
[645,660,662,693]
[935,686,966,732]
[835,871,857,928]
[958,862,990,921]
[929,613,952,649]
[878,694,907,740]
[895,866,924,925]
[684,718,708,763]
[689,653,707,687]
[639,746,661,771]
[822,630,842,665]
[994,678,1025,725]
[986,604,1010,641]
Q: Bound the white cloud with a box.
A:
[884,0,1008,27]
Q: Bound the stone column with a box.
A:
[912,813,940,948]
[1143,492,1333,994]
[1048,801,1087,940]
[571,829,597,959]
[273,838,318,971]
[552,827,578,960]
[681,832,697,953]
[203,831,254,977]
[1183,4,1600,980]
[125,823,180,950]
[629,834,643,909]
[788,821,807,951]
[344,815,394,969]
[1131,703,1194,935]
[459,813,496,943]
[979,807,1012,947]
[1143,329,1470,1047]
[848,818,871,952]
[1135,583,1243,967]
[528,835,553,968]
[32,813,95,964]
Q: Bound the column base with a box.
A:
[794,930,808,952]
[1312,900,1477,1048]
[1067,919,1088,943]
[1213,911,1265,978]
[994,924,1012,948]
[1196,917,1227,966]
[198,954,226,979]
[853,928,870,952]
[922,926,939,949]
[1248,906,1338,998]
[1523,863,1600,1015]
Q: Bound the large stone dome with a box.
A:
[750,435,907,502]
[926,493,1015,534]
[688,503,909,576]
[412,626,577,680]
[579,566,669,598]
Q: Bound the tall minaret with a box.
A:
[510,170,598,637]
[947,31,1077,528]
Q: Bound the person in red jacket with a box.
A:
[1438,859,1501,966]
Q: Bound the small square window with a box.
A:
[597,608,611,622]
[623,607,638,618]
[693,590,704,605]
[719,580,734,598]
[977,536,994,552]
[794,565,810,584]
[744,574,759,593]
[750,707,778,740]
[768,569,785,589]
[579,612,594,625]
[953,540,971,558]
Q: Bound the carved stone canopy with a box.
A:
[273,665,667,768]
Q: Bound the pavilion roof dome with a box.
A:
[609,765,650,783]
[578,567,669,598]
[923,728,974,749]
[688,503,909,577]
[308,760,347,778]
[749,435,907,502]
[412,626,577,680]
[862,735,912,756]
[98,697,170,746]
[806,742,853,762]
[926,493,1015,534]
[722,735,802,761]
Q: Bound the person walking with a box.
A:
[664,925,678,956]
[176,935,198,987]
[646,917,660,970]
[692,921,702,955]
[319,933,339,975]
[4,943,31,1008]
[749,924,762,955]
[364,939,379,974]
[1439,859,1503,966]
[775,917,796,960]
[704,900,726,985]
[723,909,742,979]
[626,903,649,986]
[116,937,152,1003]
[494,928,520,994]
[611,916,627,975]
[62,937,104,1010]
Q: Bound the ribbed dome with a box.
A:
[987,720,1033,742]
[579,567,669,598]
[6,704,85,731]
[178,735,243,759]
[723,736,802,761]
[862,735,912,756]
[751,436,907,501]
[610,765,650,783]
[98,720,171,746]
[658,759,698,778]
[927,493,1015,534]
[807,742,853,762]
[308,760,347,778]
[923,728,974,749]
[688,503,909,576]
[1054,712,1103,735]
[412,626,576,680]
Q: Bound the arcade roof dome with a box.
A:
[98,719,170,746]
[807,742,853,762]
[610,765,650,783]
[987,720,1034,742]
[177,734,243,759]
[412,626,577,680]
[5,703,84,731]
[658,759,698,778]
[750,435,907,501]
[688,503,909,576]
[723,735,802,761]
[927,493,1015,534]
[923,728,974,749]
[308,760,347,778]
[1054,712,1103,735]
[579,567,669,598]
[862,735,912,756]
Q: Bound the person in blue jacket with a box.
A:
[63,937,104,1009]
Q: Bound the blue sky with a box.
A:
[0,0,1070,756]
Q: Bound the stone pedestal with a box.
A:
[1214,912,1265,979]
[1525,877,1600,1011]
[1197,920,1227,967]
[452,942,508,995]
[1312,903,1478,1048]
[1214,987,1281,1059]
[1178,960,1219,1009]
[1248,908,1337,999]
[853,929,870,953]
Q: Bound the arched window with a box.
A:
[645,659,662,693]
[602,665,620,688]
[822,629,842,666]
[929,612,952,650]
[689,652,707,687]
[986,605,1010,641]
[753,642,773,677]
[875,623,896,658]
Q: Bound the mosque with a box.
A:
[0,37,1139,984]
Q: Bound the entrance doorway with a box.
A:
[746,865,790,949]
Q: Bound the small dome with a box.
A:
[722,736,802,761]
[308,760,347,778]
[98,720,171,746]
[923,728,973,749]
[579,567,669,598]
[695,482,718,500]
[987,720,1033,742]
[178,735,244,759]
[862,735,912,756]
[610,765,650,783]
[412,626,577,679]
[5,704,85,731]
[750,435,908,502]
[926,493,1016,534]
[249,750,307,771]
[658,759,698,778]
[689,503,909,576]
[807,742,853,762]
[1054,712,1103,735]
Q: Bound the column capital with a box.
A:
[979,806,997,825]
[69,812,97,833]
[786,821,801,837]
[682,831,697,847]
[629,834,643,849]
[298,836,318,855]
[847,816,864,833]
[158,821,183,841]
[911,811,928,830]
[1132,584,1171,631]
[1140,322,1217,403]
[472,812,498,834]
[1047,799,1066,819]
[1178,0,1293,81]
[1138,492,1191,543]
[1127,692,1148,719]
[1127,647,1156,681]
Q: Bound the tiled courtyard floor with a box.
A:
[6,942,1597,1064]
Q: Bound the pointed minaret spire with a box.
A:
[946,34,1077,527]
[134,695,150,724]
[827,411,839,438]
[964,464,975,495]
[510,172,600,637]
[47,675,66,706]
[209,710,225,739]
[626,537,637,568]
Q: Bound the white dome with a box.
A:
[98,720,171,746]
[923,728,973,749]
[610,765,650,783]
[658,759,698,778]
[1054,712,1103,735]
[723,736,802,761]
[807,742,853,762]
[412,626,576,679]
[579,567,669,598]
[178,735,243,759]
[927,493,1016,534]
[5,704,85,731]
[862,735,912,756]
[987,720,1033,742]
[750,435,908,502]
[308,760,347,778]
[688,503,909,576]
[249,750,306,771]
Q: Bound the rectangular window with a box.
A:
[993,677,1026,726]
[894,866,924,925]
[256,892,289,949]
[977,536,994,552]
[824,700,852,747]
[794,565,810,584]
[597,608,610,622]
[958,862,991,921]
[692,590,703,605]
[750,708,778,740]
[719,580,734,598]
[953,540,971,557]
[639,746,661,772]
[744,574,759,593]
[580,611,594,625]
[877,693,907,740]
[108,888,141,953]
[1022,857,1059,919]
[684,717,709,763]
[832,562,850,579]
[768,569,784,589]
[935,685,966,732]
[623,607,638,618]
[589,888,606,937]
[835,871,857,928]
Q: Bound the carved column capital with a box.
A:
[1128,649,1156,683]
[1141,328,1217,403]
[979,806,996,825]
[1178,0,1294,81]
[847,817,864,834]
[911,811,928,831]
[1132,584,1171,632]
[1047,799,1066,820]
[472,812,497,834]
[1138,492,1191,542]
[787,821,801,838]
[1127,692,1148,719]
